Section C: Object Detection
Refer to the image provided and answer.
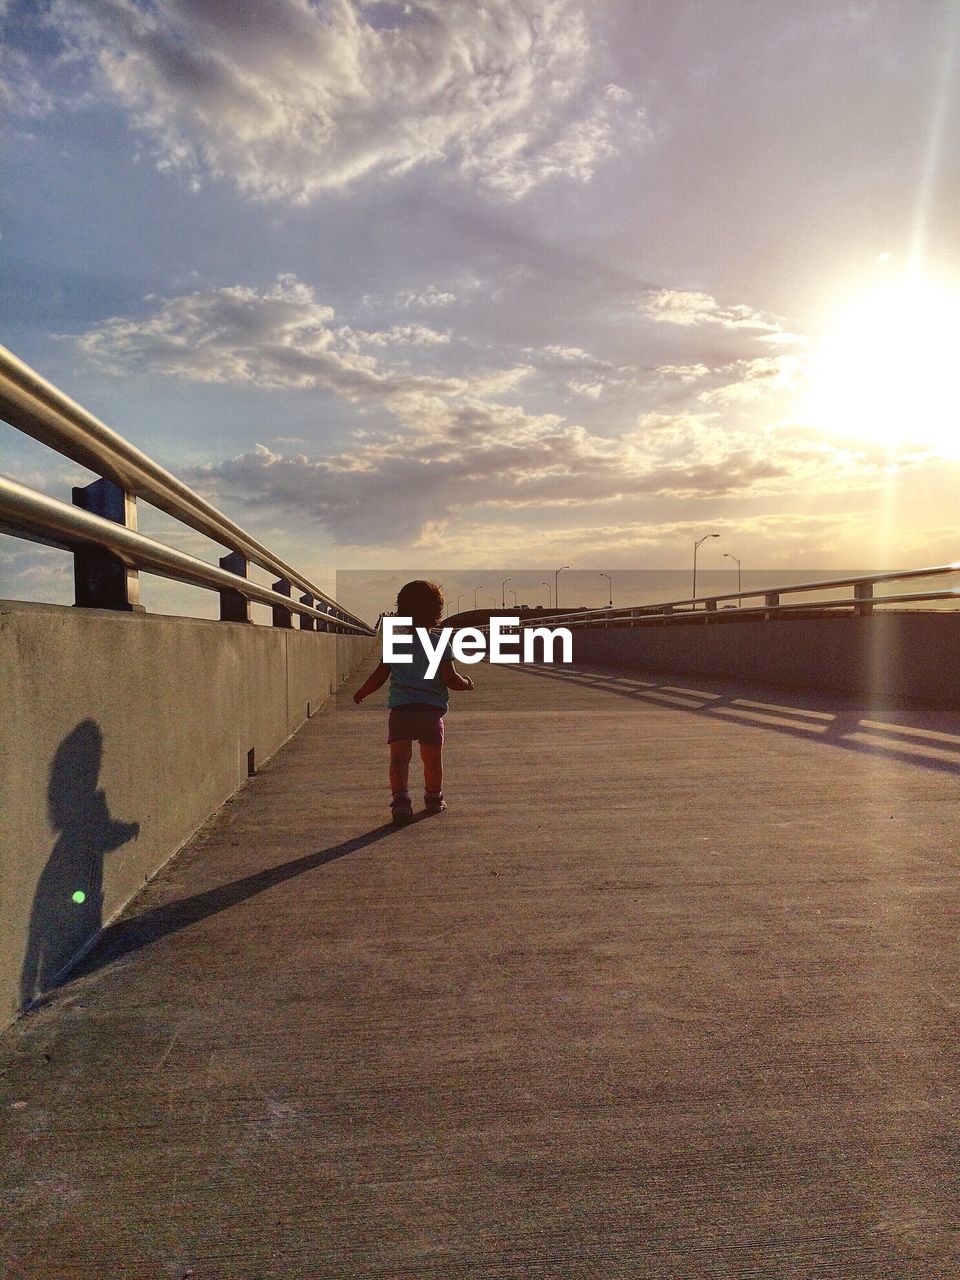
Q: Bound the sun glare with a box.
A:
[804,277,960,456]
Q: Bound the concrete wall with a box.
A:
[0,600,376,1028]
[571,611,960,706]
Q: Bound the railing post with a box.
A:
[71,477,143,611]
[705,599,717,618]
[271,578,293,628]
[299,593,316,630]
[763,591,779,621]
[854,581,874,617]
[219,551,251,622]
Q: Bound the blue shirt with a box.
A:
[388,629,451,710]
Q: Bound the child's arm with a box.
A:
[354,662,390,704]
[439,659,474,692]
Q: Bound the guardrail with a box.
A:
[473,563,960,634]
[0,345,372,634]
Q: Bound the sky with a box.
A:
[2,0,960,622]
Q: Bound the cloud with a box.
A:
[186,386,818,546]
[696,355,807,407]
[533,342,642,400]
[393,286,457,309]
[529,324,807,409]
[566,379,605,399]
[656,363,710,381]
[0,42,54,119]
[376,511,868,561]
[358,322,450,347]
[76,274,458,396]
[74,275,916,548]
[360,280,487,312]
[189,426,794,547]
[460,79,650,200]
[637,288,798,341]
[0,539,72,606]
[47,0,648,202]
[542,344,613,367]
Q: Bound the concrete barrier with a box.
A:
[0,600,376,1028]
[572,611,960,706]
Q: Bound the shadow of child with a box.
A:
[20,719,140,1010]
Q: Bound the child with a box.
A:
[353,580,474,825]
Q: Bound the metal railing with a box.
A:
[473,563,960,635]
[0,345,372,634]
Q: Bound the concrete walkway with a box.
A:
[2,660,959,1278]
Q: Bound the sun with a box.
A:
[803,276,960,456]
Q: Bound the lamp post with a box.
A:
[456,594,463,614]
[692,534,719,599]
[556,565,569,612]
[541,581,552,609]
[501,577,512,609]
[509,589,518,608]
[600,572,612,607]
[474,585,487,609]
[723,553,741,606]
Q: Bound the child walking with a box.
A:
[353,580,474,825]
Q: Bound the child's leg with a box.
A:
[390,740,412,795]
[420,743,443,795]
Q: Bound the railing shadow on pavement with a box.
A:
[513,662,960,778]
[42,819,420,998]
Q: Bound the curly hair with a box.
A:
[396,579,445,628]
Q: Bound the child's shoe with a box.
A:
[424,790,446,815]
[390,792,413,825]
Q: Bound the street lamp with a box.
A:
[456,594,463,614]
[501,577,512,608]
[509,589,518,608]
[723,553,742,606]
[692,534,719,599]
[556,565,570,612]
[541,581,552,609]
[600,572,612,607]
[473,585,487,609]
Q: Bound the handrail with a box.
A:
[524,588,960,628]
[0,344,369,629]
[0,477,371,632]
[0,345,371,632]
[572,561,960,617]
[469,561,960,635]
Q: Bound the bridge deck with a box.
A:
[2,660,959,1278]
